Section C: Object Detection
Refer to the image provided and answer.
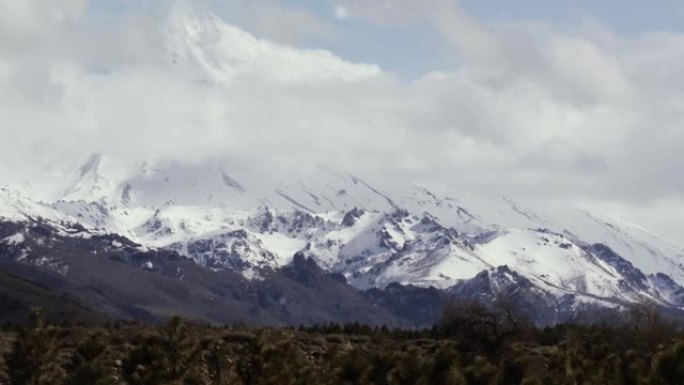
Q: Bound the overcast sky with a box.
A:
[0,0,683,239]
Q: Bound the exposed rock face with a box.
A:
[342,208,364,227]
[2,214,684,327]
[0,220,400,326]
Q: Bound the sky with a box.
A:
[0,0,683,240]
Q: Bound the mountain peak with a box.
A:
[163,0,381,85]
[61,154,115,203]
[78,154,103,178]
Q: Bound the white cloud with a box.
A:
[201,0,332,45]
[1,0,684,236]
[0,0,87,44]
[334,5,348,20]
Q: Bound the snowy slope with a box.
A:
[475,229,637,301]
[165,0,380,85]
[1,2,683,314]
[0,187,66,223]
[15,152,684,294]
[4,154,684,312]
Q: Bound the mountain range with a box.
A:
[1,151,684,326]
[1,2,683,326]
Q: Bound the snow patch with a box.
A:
[2,232,25,245]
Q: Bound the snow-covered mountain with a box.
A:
[2,152,684,318]
[1,2,683,323]
[164,0,380,85]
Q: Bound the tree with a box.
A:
[441,299,504,356]
[657,340,684,384]
[67,331,117,385]
[122,316,201,385]
[201,338,234,385]
[628,299,676,362]
[4,308,66,385]
[161,316,201,382]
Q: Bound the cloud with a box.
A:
[334,0,451,24]
[334,0,684,194]
[334,5,348,20]
[0,0,684,238]
[520,138,608,173]
[0,0,87,48]
[236,2,330,45]
[198,0,332,45]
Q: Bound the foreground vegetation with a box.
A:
[1,302,684,385]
